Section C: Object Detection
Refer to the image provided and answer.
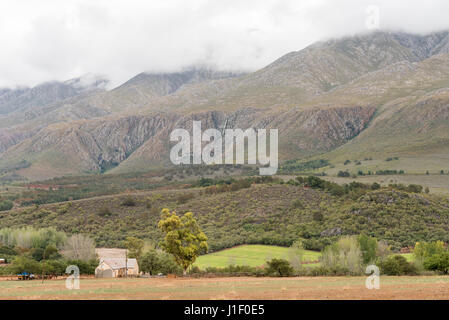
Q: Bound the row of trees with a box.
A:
[187,237,449,278]
[4,212,449,278]
[0,208,208,277]
[0,227,98,276]
[279,235,391,276]
[288,237,449,276]
[415,241,449,274]
[319,235,395,275]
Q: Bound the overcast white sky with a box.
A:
[1,0,449,88]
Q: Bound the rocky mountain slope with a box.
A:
[1,31,449,180]
[0,75,109,116]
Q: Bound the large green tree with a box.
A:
[358,234,378,264]
[158,209,208,275]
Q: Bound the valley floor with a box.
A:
[1,276,449,300]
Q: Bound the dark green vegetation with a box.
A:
[190,258,295,277]
[2,165,247,206]
[0,227,98,276]
[139,249,182,275]
[4,256,97,276]
[423,253,449,274]
[14,171,174,205]
[189,238,441,277]
[1,177,448,253]
[0,200,13,211]
[380,255,417,276]
[265,259,294,277]
[2,226,449,278]
[280,159,330,174]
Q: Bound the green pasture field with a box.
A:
[194,244,321,269]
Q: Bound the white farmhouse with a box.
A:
[95,258,139,278]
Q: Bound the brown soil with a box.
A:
[1,276,449,300]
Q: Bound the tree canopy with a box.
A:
[158,208,208,274]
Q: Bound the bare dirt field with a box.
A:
[1,276,449,300]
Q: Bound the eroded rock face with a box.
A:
[1,104,374,177]
[1,31,449,179]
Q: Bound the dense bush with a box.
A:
[98,206,112,217]
[0,200,14,211]
[40,259,67,275]
[312,211,324,222]
[265,258,294,277]
[380,255,417,275]
[414,241,445,261]
[140,249,182,275]
[376,170,405,175]
[18,170,175,206]
[0,245,16,256]
[291,199,304,209]
[121,196,136,207]
[294,176,424,201]
[43,245,60,259]
[371,182,381,190]
[65,259,98,274]
[423,252,449,274]
[0,181,446,252]
[203,179,252,195]
[198,176,279,195]
[7,256,41,274]
[414,241,449,274]
[6,256,98,275]
[280,159,330,173]
[0,227,98,276]
[199,265,265,277]
[389,184,423,193]
[358,234,378,264]
[337,171,350,177]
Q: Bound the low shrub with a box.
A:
[200,265,265,277]
[98,206,112,217]
[0,200,14,211]
[292,199,304,209]
[337,171,350,177]
[176,193,195,204]
[265,258,294,277]
[121,196,136,207]
[380,255,417,275]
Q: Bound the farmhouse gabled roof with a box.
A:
[101,258,138,270]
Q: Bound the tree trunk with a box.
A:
[183,269,187,276]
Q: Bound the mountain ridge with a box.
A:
[1,30,449,180]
